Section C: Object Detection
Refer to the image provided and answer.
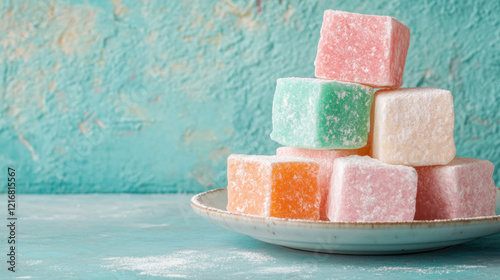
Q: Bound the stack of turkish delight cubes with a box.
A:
[226,10,497,222]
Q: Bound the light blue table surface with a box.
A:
[3,194,500,279]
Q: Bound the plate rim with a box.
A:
[191,187,500,229]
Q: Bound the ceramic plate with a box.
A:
[191,188,500,255]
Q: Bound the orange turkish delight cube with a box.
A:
[227,154,320,220]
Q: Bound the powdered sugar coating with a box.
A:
[414,157,497,220]
[276,147,368,220]
[327,155,418,222]
[314,10,410,88]
[271,77,374,149]
[371,87,456,166]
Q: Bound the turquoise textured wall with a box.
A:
[1,0,499,193]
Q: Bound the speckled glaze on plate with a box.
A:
[191,187,500,255]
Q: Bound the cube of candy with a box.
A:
[414,158,496,220]
[276,147,368,220]
[327,156,418,222]
[315,10,410,88]
[271,78,374,149]
[227,154,320,220]
[371,87,456,166]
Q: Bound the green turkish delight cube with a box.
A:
[271,78,374,149]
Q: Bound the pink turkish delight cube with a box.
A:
[414,158,497,220]
[315,10,410,88]
[276,147,368,220]
[327,155,418,222]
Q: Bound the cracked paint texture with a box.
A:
[0,0,499,193]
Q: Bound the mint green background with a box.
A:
[0,0,499,193]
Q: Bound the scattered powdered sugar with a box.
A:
[372,265,487,275]
[102,254,194,278]
[454,265,487,269]
[101,249,279,278]
[24,260,43,266]
[234,251,275,264]
[255,266,305,274]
